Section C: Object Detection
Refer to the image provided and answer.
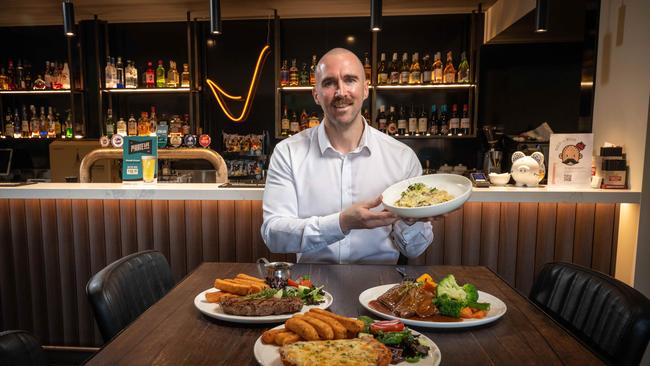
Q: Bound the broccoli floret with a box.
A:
[408,183,425,191]
[436,274,467,302]
[434,294,465,318]
[467,302,491,311]
[463,283,479,304]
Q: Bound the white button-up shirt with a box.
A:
[261,122,433,264]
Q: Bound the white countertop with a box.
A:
[0,183,641,203]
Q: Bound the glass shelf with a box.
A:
[0,89,75,95]
[101,87,191,93]
[279,85,377,91]
[375,84,475,90]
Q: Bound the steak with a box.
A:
[220,296,303,316]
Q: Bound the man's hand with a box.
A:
[340,195,398,233]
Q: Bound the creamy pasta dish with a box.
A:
[394,183,454,207]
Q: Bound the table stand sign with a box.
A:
[548,133,593,188]
[122,136,158,184]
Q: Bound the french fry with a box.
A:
[204,291,239,303]
[310,308,365,334]
[285,317,319,341]
[295,314,334,340]
[262,328,286,344]
[236,273,267,284]
[214,279,251,295]
[231,278,265,292]
[305,311,347,339]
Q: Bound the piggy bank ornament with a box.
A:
[511,151,545,187]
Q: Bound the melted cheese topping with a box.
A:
[395,182,454,208]
[280,338,387,366]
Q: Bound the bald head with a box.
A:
[315,48,366,87]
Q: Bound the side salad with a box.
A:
[358,316,430,364]
[433,274,490,319]
[245,275,325,305]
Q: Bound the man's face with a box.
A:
[313,52,369,127]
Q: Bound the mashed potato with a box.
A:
[395,182,454,207]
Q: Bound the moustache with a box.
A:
[562,158,579,165]
[332,97,354,107]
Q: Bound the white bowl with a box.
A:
[488,172,511,186]
[381,174,472,218]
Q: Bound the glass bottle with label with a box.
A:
[29,105,39,137]
[156,60,166,87]
[457,52,470,83]
[438,104,449,135]
[417,105,428,135]
[299,63,309,86]
[449,104,460,135]
[60,62,70,89]
[407,105,417,135]
[105,108,115,137]
[409,53,421,84]
[377,53,388,85]
[389,53,400,85]
[21,106,29,138]
[127,114,138,136]
[443,51,456,83]
[460,104,471,135]
[116,57,125,88]
[167,60,179,88]
[149,106,158,134]
[432,52,443,84]
[397,105,407,135]
[145,61,155,88]
[421,54,431,84]
[363,52,372,85]
[280,106,290,136]
[289,110,299,134]
[65,110,73,138]
[280,60,289,87]
[181,63,190,87]
[377,105,387,133]
[386,106,397,135]
[289,59,299,87]
[399,53,410,85]
[138,112,150,136]
[300,109,309,130]
[116,117,127,136]
[309,55,317,86]
[4,108,14,138]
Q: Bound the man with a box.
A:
[261,48,433,264]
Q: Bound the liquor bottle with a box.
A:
[145,61,155,88]
[386,106,397,135]
[39,106,47,138]
[399,53,410,85]
[23,61,32,89]
[417,104,428,135]
[125,60,134,88]
[377,105,387,133]
[7,60,16,90]
[460,104,471,135]
[377,53,388,85]
[181,114,191,136]
[449,104,459,135]
[289,110,299,134]
[29,106,39,138]
[110,58,118,88]
[280,60,289,87]
[432,52,443,84]
[21,106,30,138]
[105,57,114,88]
[116,57,125,88]
[309,55,317,86]
[105,109,115,137]
[47,107,56,138]
[457,51,470,83]
[15,60,25,90]
[300,109,309,130]
[32,75,47,90]
[280,106,290,137]
[13,109,21,138]
[51,62,62,90]
[4,108,14,137]
[156,60,166,87]
[127,114,138,136]
[150,106,158,134]
[116,117,127,136]
[181,63,190,87]
[299,63,309,86]
[54,111,62,138]
[44,61,52,89]
[443,51,456,83]
[397,105,407,135]
[389,53,400,85]
[60,63,70,89]
[0,68,8,90]
[363,52,372,85]
[167,60,179,88]
[308,112,320,128]
[438,104,449,135]
[363,108,371,126]
[407,105,417,135]
[409,53,421,84]
[137,112,150,136]
[289,59,299,87]
[64,110,73,139]
[421,54,431,84]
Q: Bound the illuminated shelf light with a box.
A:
[0,90,73,94]
[375,84,474,90]
[101,87,191,93]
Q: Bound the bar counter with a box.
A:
[0,183,641,203]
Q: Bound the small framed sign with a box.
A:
[122,136,158,183]
[548,133,593,187]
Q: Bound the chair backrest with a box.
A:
[0,330,47,366]
[86,250,175,342]
[530,262,650,365]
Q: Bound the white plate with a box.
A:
[194,288,333,324]
[358,284,507,329]
[253,324,441,366]
[382,174,473,218]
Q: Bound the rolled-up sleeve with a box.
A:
[261,144,346,254]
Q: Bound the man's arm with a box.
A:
[261,145,345,254]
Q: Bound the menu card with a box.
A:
[548,133,593,187]
[122,136,158,183]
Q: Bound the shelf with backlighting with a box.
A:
[277,133,477,140]
[375,83,475,90]
[101,87,191,94]
[0,89,83,95]
[279,85,377,91]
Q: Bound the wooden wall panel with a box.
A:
[0,199,620,347]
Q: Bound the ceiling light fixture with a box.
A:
[535,0,549,33]
[62,0,75,37]
[370,0,382,32]
[210,0,222,35]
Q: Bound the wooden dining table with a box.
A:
[84,262,603,365]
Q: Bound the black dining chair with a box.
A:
[86,250,175,342]
[530,262,650,366]
[0,330,48,366]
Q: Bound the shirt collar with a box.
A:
[317,117,374,156]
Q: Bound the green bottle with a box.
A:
[65,110,73,138]
[156,60,166,87]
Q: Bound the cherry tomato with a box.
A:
[300,279,313,287]
[287,279,299,287]
[370,320,405,333]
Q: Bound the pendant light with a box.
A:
[210,0,222,35]
[535,0,549,33]
[370,0,382,32]
[62,0,75,37]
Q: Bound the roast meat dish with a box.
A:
[220,296,303,316]
[377,283,437,318]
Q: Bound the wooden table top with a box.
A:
[84,263,603,365]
